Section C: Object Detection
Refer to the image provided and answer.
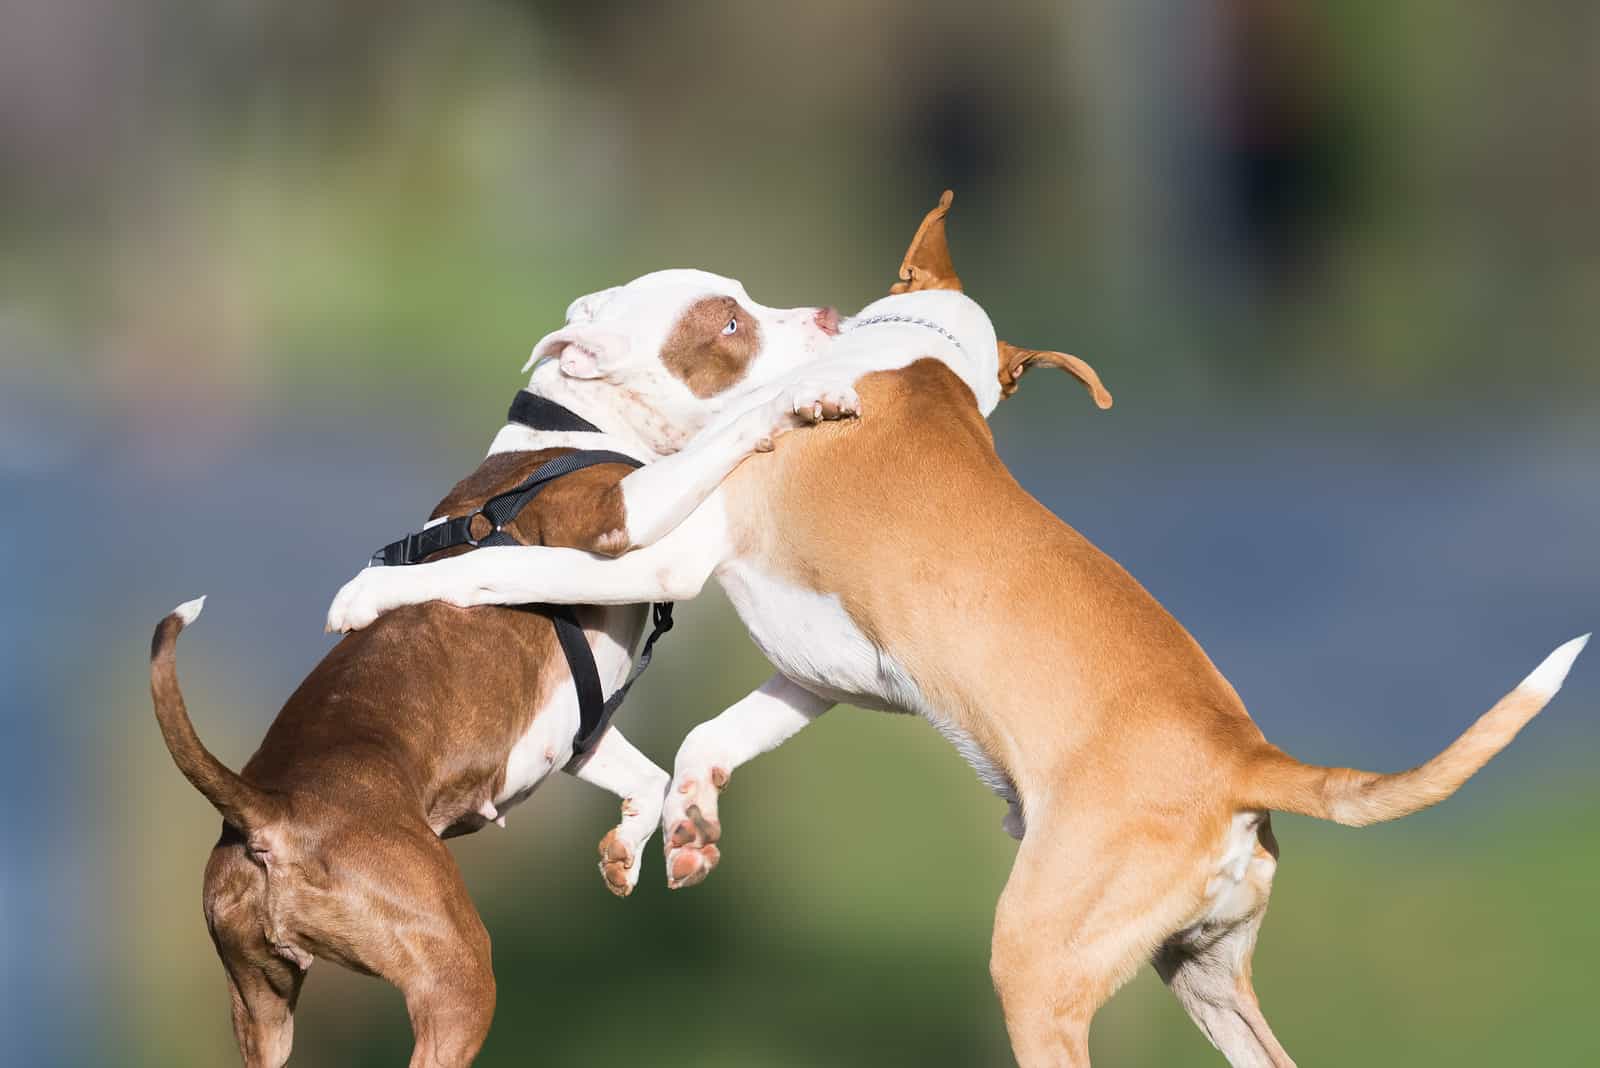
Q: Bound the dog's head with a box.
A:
[527,268,838,450]
[892,190,1113,411]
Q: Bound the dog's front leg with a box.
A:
[663,673,833,889]
[327,499,728,632]
[611,375,859,551]
[566,727,670,897]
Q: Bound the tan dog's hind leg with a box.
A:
[1155,818,1295,1068]
[1155,913,1295,1068]
[990,810,1207,1068]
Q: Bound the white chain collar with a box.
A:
[843,313,968,357]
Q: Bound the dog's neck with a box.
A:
[485,363,666,461]
[840,290,1002,413]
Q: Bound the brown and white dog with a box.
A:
[150,270,854,1068]
[327,196,1589,1068]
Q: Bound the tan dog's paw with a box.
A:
[597,828,639,897]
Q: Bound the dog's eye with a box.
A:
[722,318,738,335]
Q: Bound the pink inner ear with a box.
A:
[524,325,627,375]
[558,343,602,380]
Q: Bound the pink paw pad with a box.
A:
[597,829,636,898]
[664,804,722,890]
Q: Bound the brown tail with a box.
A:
[1241,635,1588,827]
[150,598,278,832]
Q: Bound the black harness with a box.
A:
[369,392,674,758]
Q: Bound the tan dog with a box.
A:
[327,195,1588,1067]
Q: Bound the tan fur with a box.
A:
[722,359,1565,1065]
[997,339,1113,408]
[890,190,1115,409]
[697,192,1567,1064]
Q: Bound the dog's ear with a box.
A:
[891,189,964,295]
[565,285,622,325]
[996,340,1113,409]
[524,325,631,378]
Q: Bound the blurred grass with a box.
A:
[120,591,1599,1066]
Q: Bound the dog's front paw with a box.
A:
[787,376,861,425]
[597,827,640,897]
[326,570,390,633]
[743,376,862,452]
[662,771,726,889]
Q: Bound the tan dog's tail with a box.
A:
[1242,634,1588,827]
[151,598,279,832]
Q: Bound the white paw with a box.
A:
[787,377,861,424]
[661,768,727,890]
[325,570,387,633]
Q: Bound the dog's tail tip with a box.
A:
[1519,632,1589,699]
[173,596,207,628]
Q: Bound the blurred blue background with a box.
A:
[3,1,1596,1064]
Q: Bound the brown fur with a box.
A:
[660,295,764,398]
[151,446,646,1067]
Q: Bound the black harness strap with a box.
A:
[507,390,603,434]
[369,393,675,756]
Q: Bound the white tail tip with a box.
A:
[173,596,207,626]
[1520,633,1590,698]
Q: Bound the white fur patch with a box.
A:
[1199,811,1272,928]
[173,596,206,626]
[1519,633,1590,698]
[717,561,1021,823]
[495,604,644,814]
[839,290,1002,414]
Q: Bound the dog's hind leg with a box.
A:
[566,726,670,896]
[990,808,1206,1068]
[368,833,496,1068]
[203,835,306,1068]
[1155,820,1295,1068]
[298,822,495,1067]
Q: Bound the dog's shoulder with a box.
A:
[429,448,634,555]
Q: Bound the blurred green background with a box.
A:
[4,1,1597,1065]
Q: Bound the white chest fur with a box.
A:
[715,561,908,711]
[715,558,1023,824]
[494,604,645,812]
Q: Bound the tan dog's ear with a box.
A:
[891,189,964,294]
[997,340,1113,409]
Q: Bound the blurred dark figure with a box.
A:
[1206,0,1347,284]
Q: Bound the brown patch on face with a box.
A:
[660,296,763,398]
